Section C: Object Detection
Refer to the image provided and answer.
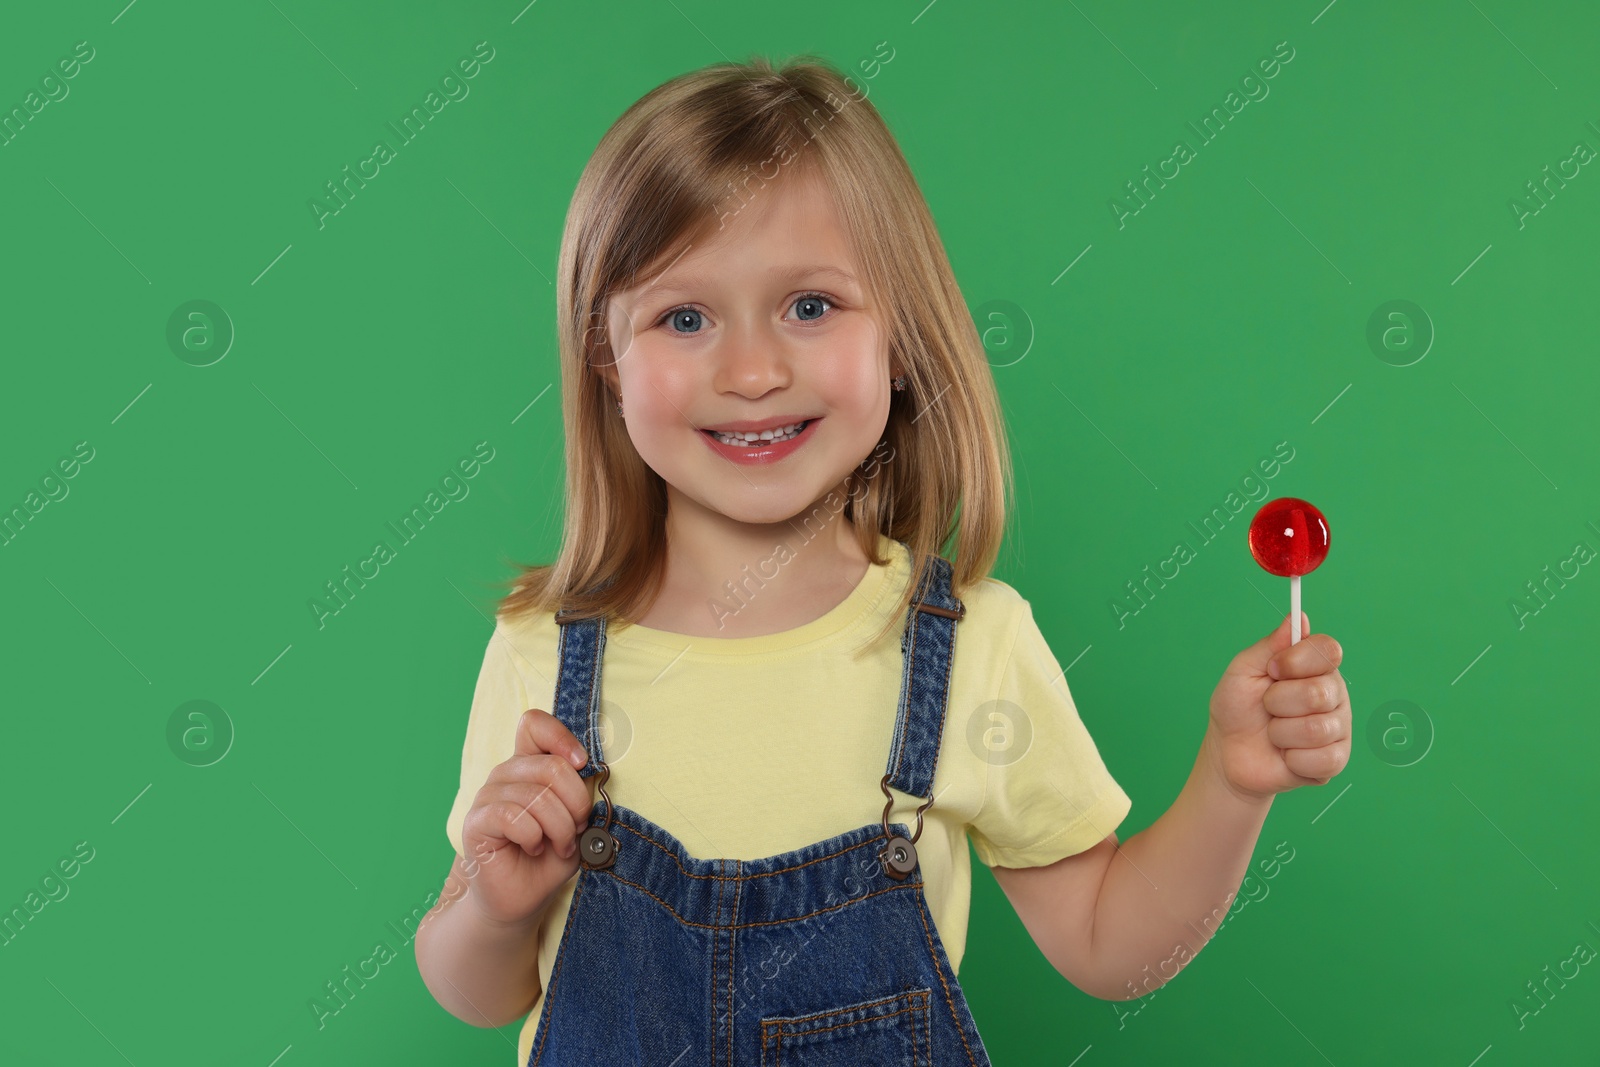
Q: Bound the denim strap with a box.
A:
[884,548,964,800]
[551,606,609,780]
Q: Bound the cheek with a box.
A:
[623,345,699,431]
[812,321,884,407]
[615,329,666,393]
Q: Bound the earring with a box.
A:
[891,376,907,392]
[615,396,624,416]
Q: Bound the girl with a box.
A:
[415,54,1351,1065]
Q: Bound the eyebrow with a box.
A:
[633,264,859,302]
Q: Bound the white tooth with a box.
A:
[710,421,810,445]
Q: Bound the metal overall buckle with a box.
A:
[578,759,620,870]
[878,773,934,880]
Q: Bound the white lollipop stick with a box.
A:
[1290,574,1302,646]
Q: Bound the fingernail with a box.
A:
[1268,660,1280,679]
[562,841,575,858]
[568,747,586,769]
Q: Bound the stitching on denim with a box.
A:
[758,991,930,1062]
[768,1003,925,1040]
[600,868,915,930]
[613,819,896,881]
[892,553,936,785]
[915,984,923,1067]
[529,874,586,1066]
[727,857,740,1066]
[554,617,571,763]
[927,606,957,797]
[761,988,928,1030]
[891,556,961,796]
[890,585,922,786]
[586,618,605,764]
[710,859,725,1067]
[911,883,982,1066]
[918,980,928,1067]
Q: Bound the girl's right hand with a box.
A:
[459,708,594,928]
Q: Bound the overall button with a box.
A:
[579,826,618,869]
[879,834,917,880]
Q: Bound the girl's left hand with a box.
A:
[1204,612,1352,803]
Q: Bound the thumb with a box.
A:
[1237,611,1311,679]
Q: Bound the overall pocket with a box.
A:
[759,987,931,1066]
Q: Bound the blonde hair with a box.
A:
[495,52,1013,651]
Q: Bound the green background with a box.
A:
[3,0,1596,1064]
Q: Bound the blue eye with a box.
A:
[791,292,832,321]
[664,307,704,334]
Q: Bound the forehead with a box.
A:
[622,169,861,304]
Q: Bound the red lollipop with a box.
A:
[1248,497,1329,645]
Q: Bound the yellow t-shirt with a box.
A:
[444,534,1132,1064]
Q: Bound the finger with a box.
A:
[498,782,585,856]
[464,796,551,857]
[513,708,589,770]
[1267,632,1342,681]
[1263,674,1346,718]
[460,834,506,874]
[1267,709,1347,750]
[485,753,594,828]
[1282,741,1349,783]
[1229,612,1313,678]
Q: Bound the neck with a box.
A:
[636,483,875,639]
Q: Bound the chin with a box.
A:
[680,478,840,526]
[713,497,824,527]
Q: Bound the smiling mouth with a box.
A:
[700,419,815,447]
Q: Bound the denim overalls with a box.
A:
[529,546,995,1066]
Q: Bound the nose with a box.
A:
[710,319,794,399]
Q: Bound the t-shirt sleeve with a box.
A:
[444,621,530,859]
[966,600,1132,869]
